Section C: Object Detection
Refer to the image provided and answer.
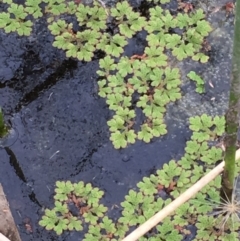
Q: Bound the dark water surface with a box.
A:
[0,0,234,240]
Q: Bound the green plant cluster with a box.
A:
[40,115,240,240]
[96,4,212,148]
[39,180,129,240]
[187,71,205,93]
[46,0,147,61]
[0,0,211,61]
[0,0,41,35]
[145,7,211,62]
[114,115,240,240]
[47,1,211,62]
[39,180,107,235]
[0,0,212,148]
[98,55,180,148]
[173,114,225,196]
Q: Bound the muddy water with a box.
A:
[0,0,234,240]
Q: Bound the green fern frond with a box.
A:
[8,3,27,19]
[149,6,163,20]
[193,53,209,63]
[200,146,223,165]
[86,5,107,31]
[98,79,112,98]
[99,216,117,234]
[106,94,127,110]
[97,56,116,77]
[138,123,153,143]
[195,215,218,241]
[151,119,167,137]
[97,33,127,57]
[189,9,206,24]
[54,181,73,201]
[213,116,226,136]
[115,222,129,239]
[48,19,68,35]
[161,10,177,29]
[144,46,168,67]
[187,71,205,93]
[189,114,213,132]
[156,217,182,240]
[44,0,66,15]
[54,201,68,215]
[39,209,59,230]
[116,57,133,77]
[111,1,132,20]
[25,0,42,18]
[137,176,158,195]
[165,34,182,49]
[157,160,181,186]
[175,13,191,29]
[67,216,83,231]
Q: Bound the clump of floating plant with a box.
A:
[187,71,205,93]
[40,115,240,240]
[116,115,239,240]
[83,217,129,241]
[0,0,35,35]
[98,55,174,148]
[0,0,211,62]
[0,0,212,148]
[39,181,107,235]
[0,107,8,138]
[46,0,145,61]
[145,7,211,62]
[48,0,112,61]
[110,1,146,39]
[96,4,212,148]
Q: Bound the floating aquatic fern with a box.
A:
[44,0,67,16]
[98,53,181,148]
[187,71,205,93]
[39,206,73,235]
[111,1,146,38]
[95,4,211,148]
[0,2,33,35]
[189,114,225,138]
[0,0,212,65]
[39,180,107,234]
[157,160,182,187]
[39,115,240,240]
[54,180,73,201]
[0,0,238,239]
[145,7,211,62]
[25,0,42,18]
[0,0,213,148]
[97,33,128,58]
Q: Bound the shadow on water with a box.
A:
[14,58,78,113]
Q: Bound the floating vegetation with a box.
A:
[39,115,240,240]
[0,0,211,148]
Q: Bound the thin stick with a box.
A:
[122,149,240,241]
